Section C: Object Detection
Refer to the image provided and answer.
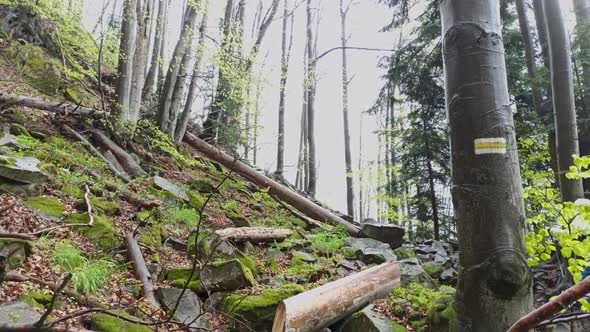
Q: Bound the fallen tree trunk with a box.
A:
[183,133,362,236]
[272,261,400,332]
[0,93,96,116]
[124,232,158,304]
[215,227,293,243]
[508,276,590,332]
[91,129,147,178]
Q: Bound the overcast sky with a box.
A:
[81,0,578,217]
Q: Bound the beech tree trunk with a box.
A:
[575,0,590,108]
[339,0,354,217]
[272,262,400,332]
[127,0,149,123]
[142,0,166,101]
[215,227,293,243]
[441,0,533,330]
[516,0,543,118]
[156,0,168,95]
[90,129,147,178]
[305,0,317,197]
[544,0,584,202]
[115,0,138,117]
[124,232,157,304]
[183,133,362,236]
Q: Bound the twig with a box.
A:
[535,312,590,328]
[0,202,16,216]
[35,273,72,327]
[84,184,94,227]
[269,193,330,230]
[0,232,36,241]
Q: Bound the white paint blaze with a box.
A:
[474,137,507,155]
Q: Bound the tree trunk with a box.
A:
[339,0,354,217]
[544,0,584,202]
[142,0,166,101]
[183,133,362,236]
[575,0,590,108]
[124,232,157,304]
[275,0,294,176]
[305,0,317,197]
[441,0,533,330]
[215,227,293,243]
[173,0,211,144]
[516,0,543,118]
[90,129,147,178]
[272,262,400,332]
[115,0,138,118]
[156,0,168,96]
[157,2,199,136]
[127,0,149,123]
[358,113,364,222]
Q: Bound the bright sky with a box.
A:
[81,0,578,218]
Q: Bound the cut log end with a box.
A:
[271,302,286,332]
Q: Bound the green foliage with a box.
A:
[23,196,65,218]
[52,240,114,295]
[309,226,348,255]
[90,310,152,332]
[285,254,323,280]
[163,207,199,229]
[5,41,62,95]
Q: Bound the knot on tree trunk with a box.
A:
[486,250,532,300]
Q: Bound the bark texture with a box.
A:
[124,232,157,304]
[215,227,293,243]
[116,0,138,117]
[305,0,317,197]
[441,0,533,330]
[340,0,354,217]
[516,0,543,118]
[544,0,584,202]
[142,0,166,101]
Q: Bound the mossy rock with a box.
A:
[394,247,416,260]
[187,191,205,210]
[138,224,161,248]
[187,231,256,275]
[1,238,33,270]
[163,267,200,282]
[61,185,84,198]
[422,263,445,278]
[225,209,251,227]
[188,178,216,193]
[222,283,304,331]
[89,310,152,332]
[20,291,54,310]
[7,43,62,95]
[23,196,65,220]
[76,196,120,216]
[64,213,118,249]
[64,86,98,106]
[425,288,456,332]
[171,259,256,294]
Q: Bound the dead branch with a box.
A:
[0,93,97,116]
[215,227,293,243]
[508,276,590,331]
[90,129,147,178]
[535,312,590,328]
[269,193,330,230]
[0,202,16,216]
[0,232,36,241]
[124,232,158,304]
[83,184,94,227]
[35,273,72,327]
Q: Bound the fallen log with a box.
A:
[0,93,96,116]
[183,133,362,236]
[272,261,401,332]
[215,227,293,243]
[91,129,147,178]
[508,276,590,332]
[124,232,158,304]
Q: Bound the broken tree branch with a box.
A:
[183,133,362,236]
[272,261,401,332]
[35,273,72,327]
[90,129,147,178]
[0,233,36,241]
[0,93,97,116]
[124,232,158,304]
[508,276,590,331]
[269,193,330,230]
[215,227,293,243]
[84,184,94,227]
[0,202,16,216]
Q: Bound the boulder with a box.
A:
[343,237,397,264]
[222,283,304,332]
[0,156,47,184]
[422,261,445,278]
[361,223,405,249]
[0,238,32,277]
[398,258,436,289]
[440,268,458,285]
[23,196,65,221]
[156,288,208,329]
[89,310,152,332]
[394,246,417,260]
[169,259,255,293]
[340,304,409,332]
[0,134,27,150]
[153,176,189,202]
[0,301,41,324]
[64,213,118,249]
[292,251,317,263]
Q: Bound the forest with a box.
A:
[0,0,590,331]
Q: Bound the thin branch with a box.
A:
[313,46,396,63]
[35,273,72,327]
[84,184,94,226]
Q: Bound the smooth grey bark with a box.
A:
[441,0,533,330]
[575,0,590,108]
[174,0,211,144]
[157,2,199,136]
[142,0,166,101]
[516,0,543,118]
[115,0,138,119]
[305,0,317,197]
[339,0,354,217]
[358,113,363,222]
[128,0,150,123]
[276,0,294,176]
[544,0,584,202]
[156,0,168,96]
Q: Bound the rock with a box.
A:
[338,259,358,271]
[104,150,125,174]
[267,248,286,259]
[225,209,251,227]
[0,182,42,197]
[187,231,255,274]
[361,223,405,249]
[0,238,32,276]
[89,310,152,332]
[430,240,449,256]
[170,259,256,293]
[223,283,304,332]
[440,268,458,285]
[0,301,41,324]
[64,213,118,249]
[422,261,445,278]
[0,156,47,184]
[394,246,417,260]
[343,237,397,264]
[23,196,65,221]
[292,251,317,263]
[337,267,349,277]
[433,253,450,265]
[154,176,189,202]
[189,178,216,193]
[243,241,256,254]
[156,288,208,329]
[398,258,436,289]
[341,304,409,332]
[362,218,379,224]
[0,134,27,150]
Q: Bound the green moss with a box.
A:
[423,264,444,278]
[64,213,118,249]
[90,310,152,332]
[222,284,304,329]
[23,196,65,219]
[61,185,83,198]
[391,322,410,332]
[90,197,120,216]
[394,247,416,260]
[236,250,256,276]
[132,285,142,299]
[225,209,251,227]
[187,191,205,210]
[21,291,54,310]
[188,178,216,193]
[139,224,161,248]
[342,247,359,260]
[64,86,98,106]
[164,267,200,282]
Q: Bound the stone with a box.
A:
[292,251,317,263]
[343,237,397,264]
[0,182,42,197]
[23,196,65,221]
[170,259,255,293]
[440,268,458,285]
[154,176,189,202]
[422,261,445,278]
[0,238,32,273]
[430,240,448,256]
[222,283,304,332]
[337,267,349,277]
[338,259,358,271]
[243,241,256,254]
[394,247,417,260]
[433,253,450,265]
[0,134,27,150]
[64,213,118,249]
[156,288,208,329]
[362,218,379,224]
[89,310,152,332]
[0,301,41,324]
[341,304,409,332]
[398,258,436,289]
[188,178,216,193]
[361,223,405,249]
[0,156,47,184]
